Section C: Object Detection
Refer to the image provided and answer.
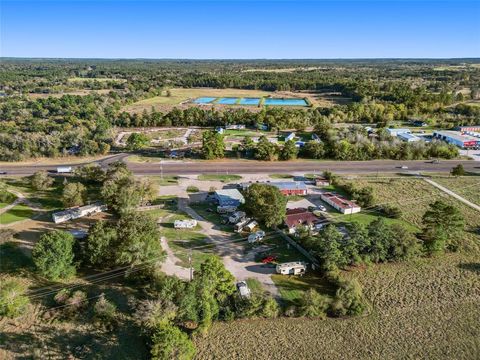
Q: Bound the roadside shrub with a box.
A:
[151,324,195,360]
[298,289,329,318]
[329,278,365,317]
[186,186,199,193]
[31,170,54,191]
[379,204,402,218]
[54,289,88,316]
[261,296,280,318]
[135,299,178,332]
[0,279,29,318]
[93,294,118,328]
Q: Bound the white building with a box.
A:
[433,130,480,149]
[398,132,422,142]
[285,132,295,141]
[320,192,361,214]
[387,128,411,137]
[52,202,107,224]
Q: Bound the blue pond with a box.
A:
[216,97,238,105]
[239,98,260,105]
[264,98,308,106]
[194,97,216,104]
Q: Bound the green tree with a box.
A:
[254,136,278,161]
[74,164,105,183]
[31,170,54,191]
[298,289,329,318]
[62,182,87,207]
[243,183,287,228]
[126,132,149,150]
[150,324,195,360]
[202,130,225,160]
[301,140,325,159]
[451,164,465,177]
[389,224,421,260]
[318,225,346,271]
[0,279,29,318]
[115,212,165,266]
[279,140,298,160]
[367,218,392,263]
[85,220,118,266]
[421,200,464,255]
[196,256,236,301]
[32,230,76,280]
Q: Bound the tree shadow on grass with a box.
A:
[458,263,480,274]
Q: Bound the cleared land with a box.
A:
[123,88,272,113]
[27,89,114,99]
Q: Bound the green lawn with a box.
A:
[330,211,419,232]
[149,175,179,186]
[197,174,242,182]
[189,203,232,232]
[0,204,34,225]
[269,174,294,179]
[271,272,336,306]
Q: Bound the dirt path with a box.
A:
[159,236,191,280]
[423,178,480,212]
[178,198,279,296]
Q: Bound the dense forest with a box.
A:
[0,59,479,161]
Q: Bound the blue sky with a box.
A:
[1,1,479,58]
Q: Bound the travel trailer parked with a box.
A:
[276,262,307,275]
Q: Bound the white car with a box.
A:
[247,230,266,243]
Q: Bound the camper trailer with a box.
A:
[228,211,246,224]
[174,219,197,229]
[276,262,307,276]
[234,218,251,233]
[243,220,258,233]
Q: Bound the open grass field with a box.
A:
[123,88,272,113]
[195,251,480,360]
[430,176,480,206]
[0,204,34,225]
[148,175,179,186]
[197,174,242,182]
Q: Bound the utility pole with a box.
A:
[188,248,193,281]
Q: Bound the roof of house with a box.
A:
[285,208,321,228]
[215,189,245,206]
[271,182,307,191]
[387,128,411,134]
[398,132,421,141]
[320,192,360,210]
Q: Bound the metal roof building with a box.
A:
[433,130,480,149]
[214,189,245,207]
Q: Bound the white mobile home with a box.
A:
[52,202,107,224]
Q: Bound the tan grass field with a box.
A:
[27,89,115,99]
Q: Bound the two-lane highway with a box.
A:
[0,154,478,176]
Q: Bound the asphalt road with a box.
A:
[0,153,479,176]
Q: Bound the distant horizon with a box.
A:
[2,57,480,61]
[1,1,479,59]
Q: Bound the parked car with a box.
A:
[308,205,326,212]
[397,165,409,169]
[0,171,7,175]
[247,230,266,244]
[236,281,251,298]
[261,255,277,264]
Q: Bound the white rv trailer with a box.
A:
[174,219,198,229]
[276,262,307,275]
